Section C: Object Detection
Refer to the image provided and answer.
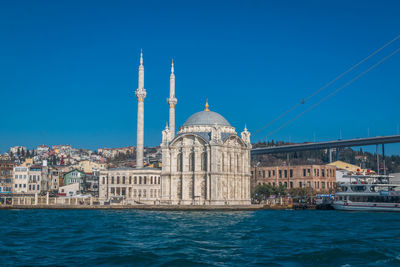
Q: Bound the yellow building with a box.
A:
[75,160,106,173]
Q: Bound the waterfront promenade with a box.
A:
[0,204,265,211]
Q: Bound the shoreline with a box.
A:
[0,204,267,211]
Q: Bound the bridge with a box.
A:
[250,135,400,174]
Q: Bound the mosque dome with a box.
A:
[183,100,231,128]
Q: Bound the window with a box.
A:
[37,185,40,190]
[122,188,126,196]
[222,154,225,171]
[151,176,153,184]
[299,182,302,188]
[158,177,160,184]
[290,169,293,178]
[262,171,265,178]
[143,189,147,198]
[133,189,137,197]
[139,176,142,184]
[201,152,207,171]
[29,185,31,190]
[273,170,276,177]
[19,184,22,188]
[268,171,271,178]
[307,169,311,176]
[284,170,287,178]
[134,176,137,184]
[129,176,132,184]
[102,177,105,184]
[290,182,293,188]
[15,184,17,188]
[322,170,325,177]
[177,153,183,172]
[284,182,287,188]
[117,176,120,184]
[122,176,126,184]
[279,170,282,178]
[237,155,241,173]
[111,187,115,194]
[111,177,114,184]
[144,176,147,184]
[189,153,195,171]
[24,184,26,188]
[322,182,325,189]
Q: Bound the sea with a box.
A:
[1,209,399,266]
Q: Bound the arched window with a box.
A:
[201,152,207,171]
[177,153,183,172]
[189,152,195,171]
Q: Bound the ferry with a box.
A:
[333,174,400,212]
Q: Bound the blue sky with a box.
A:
[1,0,400,154]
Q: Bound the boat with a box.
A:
[333,174,400,212]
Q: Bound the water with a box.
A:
[0,210,400,266]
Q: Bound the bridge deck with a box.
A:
[251,135,400,155]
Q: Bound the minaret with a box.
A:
[135,49,146,169]
[167,59,177,140]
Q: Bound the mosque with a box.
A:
[99,50,251,205]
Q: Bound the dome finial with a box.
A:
[205,99,210,111]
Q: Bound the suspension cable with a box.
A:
[252,33,400,136]
[266,46,400,138]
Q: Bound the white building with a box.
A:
[160,102,252,205]
[99,168,161,204]
[13,165,42,193]
[10,146,27,155]
[13,166,29,193]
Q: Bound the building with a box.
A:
[9,146,27,155]
[63,169,85,192]
[74,160,106,173]
[12,166,29,193]
[0,161,14,194]
[58,183,80,197]
[99,168,161,204]
[160,58,251,205]
[251,164,336,193]
[13,165,44,194]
